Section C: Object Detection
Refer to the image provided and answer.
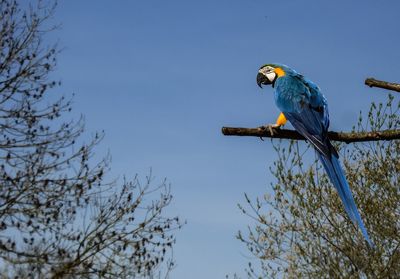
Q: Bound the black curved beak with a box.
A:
[257,72,272,88]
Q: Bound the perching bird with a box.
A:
[256,63,372,246]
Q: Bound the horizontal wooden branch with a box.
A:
[365,78,400,93]
[221,127,400,143]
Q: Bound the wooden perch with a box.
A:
[365,78,400,93]
[221,127,400,143]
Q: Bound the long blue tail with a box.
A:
[318,153,373,246]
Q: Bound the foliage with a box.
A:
[0,0,182,278]
[237,95,400,278]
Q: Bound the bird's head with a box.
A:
[256,63,287,88]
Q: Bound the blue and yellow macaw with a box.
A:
[256,64,372,246]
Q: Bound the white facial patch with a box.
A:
[259,66,274,75]
[266,72,276,82]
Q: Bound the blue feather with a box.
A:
[319,152,373,246]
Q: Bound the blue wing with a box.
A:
[278,75,373,246]
[279,75,336,158]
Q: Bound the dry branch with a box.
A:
[221,127,400,143]
[365,78,400,93]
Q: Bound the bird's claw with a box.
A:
[258,123,281,137]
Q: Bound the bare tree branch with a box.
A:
[221,127,400,143]
[0,1,182,277]
[365,78,400,93]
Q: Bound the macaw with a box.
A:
[256,63,372,246]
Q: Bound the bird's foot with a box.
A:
[258,123,282,137]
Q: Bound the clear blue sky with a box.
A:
[52,1,400,277]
